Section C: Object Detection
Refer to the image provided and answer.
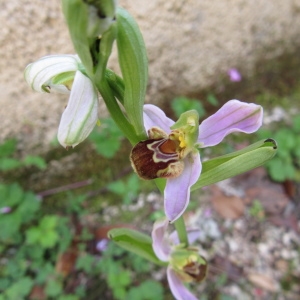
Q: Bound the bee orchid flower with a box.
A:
[152,217,207,300]
[24,54,98,148]
[131,100,263,222]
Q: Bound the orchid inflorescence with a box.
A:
[24,1,276,299]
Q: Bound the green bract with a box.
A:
[62,0,117,79]
[62,0,94,76]
[192,139,277,190]
[108,228,166,266]
[116,7,148,140]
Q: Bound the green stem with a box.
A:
[95,79,140,145]
[174,216,189,246]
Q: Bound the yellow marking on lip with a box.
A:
[179,135,186,148]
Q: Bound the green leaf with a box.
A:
[172,96,206,119]
[89,118,123,158]
[0,183,24,206]
[0,213,22,243]
[0,278,10,290]
[40,215,58,230]
[293,136,300,158]
[25,227,41,245]
[192,139,277,190]
[4,277,33,299]
[39,230,59,248]
[107,180,125,195]
[206,93,219,106]
[140,280,164,300]
[108,228,166,266]
[113,287,127,300]
[0,158,21,171]
[0,139,17,158]
[127,280,164,300]
[274,129,295,151]
[23,155,47,169]
[118,270,131,287]
[126,174,140,196]
[116,7,148,139]
[292,115,300,132]
[268,157,295,182]
[76,254,95,273]
[45,279,63,297]
[58,295,80,300]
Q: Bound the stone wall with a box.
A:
[1,0,300,151]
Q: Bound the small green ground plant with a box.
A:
[0,138,164,299]
[257,115,300,182]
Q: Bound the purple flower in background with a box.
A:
[152,218,207,300]
[227,68,242,82]
[131,100,263,222]
[0,207,11,214]
[96,239,109,252]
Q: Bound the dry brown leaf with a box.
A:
[210,255,244,281]
[29,285,46,300]
[245,187,289,215]
[247,272,278,292]
[55,245,78,278]
[269,214,299,232]
[211,194,245,219]
[275,259,289,272]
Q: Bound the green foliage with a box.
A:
[257,115,300,182]
[107,173,141,204]
[26,215,60,248]
[45,278,63,297]
[0,139,46,171]
[0,138,166,299]
[89,118,124,158]
[126,280,164,300]
[206,93,219,106]
[98,243,164,300]
[0,182,73,299]
[0,183,40,244]
[172,96,206,119]
[3,277,34,300]
[249,199,265,221]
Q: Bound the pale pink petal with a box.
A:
[167,266,198,300]
[151,218,172,262]
[198,99,263,147]
[165,151,201,222]
[143,104,174,134]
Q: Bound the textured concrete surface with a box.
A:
[1,0,300,151]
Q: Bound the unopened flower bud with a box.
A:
[57,71,98,148]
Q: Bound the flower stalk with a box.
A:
[174,217,189,247]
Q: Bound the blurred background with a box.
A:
[0,0,300,299]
